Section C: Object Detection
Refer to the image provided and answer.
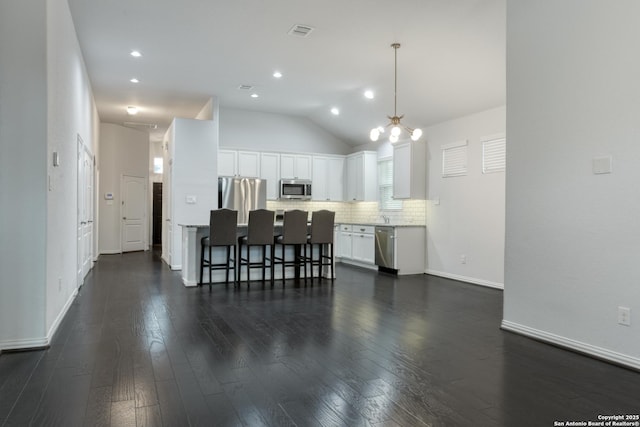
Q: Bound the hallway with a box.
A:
[0,251,638,426]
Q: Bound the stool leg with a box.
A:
[237,241,242,285]
[270,245,274,285]
[224,246,231,284]
[247,245,251,287]
[262,245,266,282]
[330,243,334,281]
[303,244,308,282]
[209,246,213,291]
[200,243,205,286]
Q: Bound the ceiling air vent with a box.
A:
[124,122,158,130]
[238,84,253,90]
[288,24,314,37]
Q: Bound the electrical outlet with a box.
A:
[618,306,631,326]
[460,254,467,264]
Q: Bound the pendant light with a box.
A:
[370,43,422,143]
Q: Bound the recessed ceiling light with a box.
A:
[130,78,139,83]
[330,107,340,116]
[364,90,374,99]
[251,93,259,98]
[126,106,138,115]
[273,71,283,78]
[130,50,142,57]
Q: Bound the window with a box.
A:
[442,140,468,177]
[482,134,506,174]
[378,158,402,210]
[153,157,163,174]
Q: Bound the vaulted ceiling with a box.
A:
[67,0,505,145]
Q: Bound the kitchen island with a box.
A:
[179,223,334,287]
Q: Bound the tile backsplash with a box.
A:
[266,199,426,225]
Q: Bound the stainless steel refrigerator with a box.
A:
[218,176,267,224]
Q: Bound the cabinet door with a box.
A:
[352,233,375,264]
[361,233,375,264]
[218,150,237,176]
[327,157,344,201]
[346,155,358,201]
[280,154,295,179]
[260,152,280,200]
[393,143,411,199]
[281,154,311,179]
[237,151,260,177]
[339,232,352,259]
[294,155,312,180]
[312,157,328,201]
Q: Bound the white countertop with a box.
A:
[337,222,425,228]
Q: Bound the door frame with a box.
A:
[77,134,95,288]
[120,174,148,252]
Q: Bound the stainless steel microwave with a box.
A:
[280,179,312,200]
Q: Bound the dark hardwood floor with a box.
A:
[1,251,638,427]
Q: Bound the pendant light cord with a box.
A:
[392,43,399,117]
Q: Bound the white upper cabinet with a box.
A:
[312,156,344,201]
[217,149,237,176]
[260,152,280,200]
[393,141,426,199]
[237,151,260,177]
[345,151,377,201]
[280,154,312,180]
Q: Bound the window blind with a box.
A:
[378,159,402,210]
[442,141,468,177]
[482,136,506,174]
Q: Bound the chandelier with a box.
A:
[370,43,422,143]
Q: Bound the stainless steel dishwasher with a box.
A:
[374,226,395,269]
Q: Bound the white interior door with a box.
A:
[82,148,94,276]
[121,175,147,252]
[77,136,95,286]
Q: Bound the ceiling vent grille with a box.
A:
[124,121,158,130]
[288,24,314,37]
[238,84,253,90]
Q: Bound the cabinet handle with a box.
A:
[360,228,365,232]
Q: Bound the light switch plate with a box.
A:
[593,155,612,174]
[186,195,197,204]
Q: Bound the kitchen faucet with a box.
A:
[381,215,390,224]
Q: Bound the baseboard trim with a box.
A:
[337,259,377,271]
[0,336,49,352]
[501,320,640,371]
[425,269,504,290]
[0,288,79,353]
[182,277,198,287]
[47,288,78,343]
[100,249,122,255]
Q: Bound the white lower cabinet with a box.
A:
[351,225,375,264]
[336,224,376,269]
[338,225,353,259]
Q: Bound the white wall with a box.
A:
[504,0,640,369]
[166,118,218,268]
[99,123,149,253]
[0,0,48,350]
[46,0,100,335]
[220,108,352,155]
[425,106,506,288]
[0,0,98,350]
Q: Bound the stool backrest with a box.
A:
[309,210,335,244]
[247,209,275,245]
[281,210,308,244]
[209,209,238,246]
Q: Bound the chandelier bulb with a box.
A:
[389,134,399,143]
[370,128,380,141]
[391,126,401,137]
[411,128,423,141]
